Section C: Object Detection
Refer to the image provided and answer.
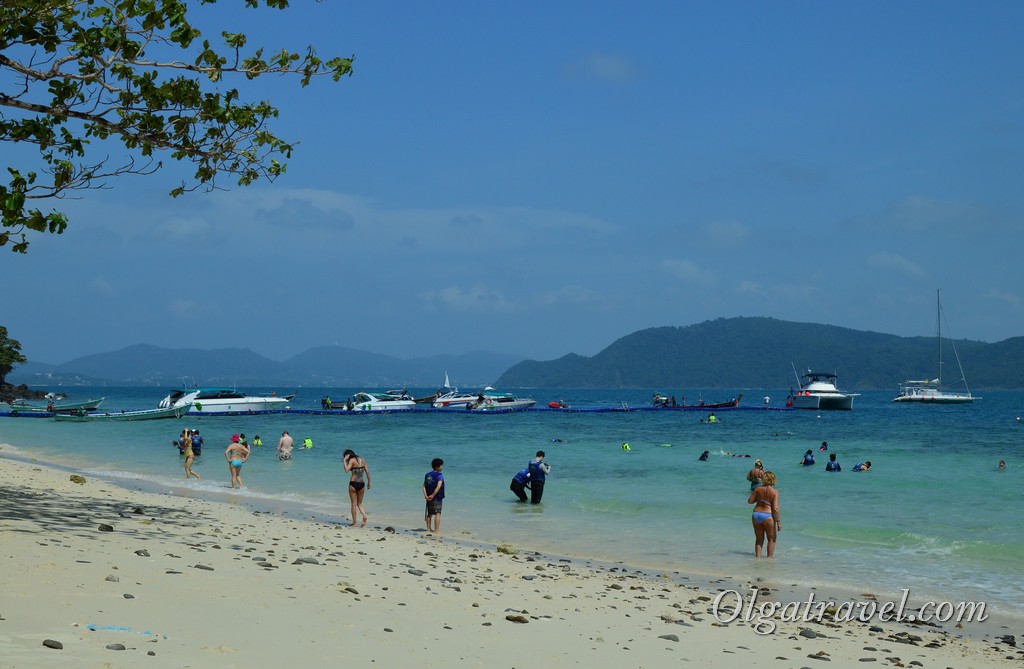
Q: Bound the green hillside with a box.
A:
[495,317,1020,389]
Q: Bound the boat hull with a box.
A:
[188,397,291,413]
[53,405,190,421]
[8,398,105,414]
[892,391,974,404]
[790,393,855,410]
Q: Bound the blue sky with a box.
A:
[3,1,1023,364]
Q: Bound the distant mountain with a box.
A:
[495,317,1023,389]
[11,318,1024,390]
[9,344,526,388]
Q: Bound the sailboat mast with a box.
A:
[936,289,942,390]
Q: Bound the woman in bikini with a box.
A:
[182,428,200,480]
[225,434,250,489]
[748,470,780,558]
[343,449,371,527]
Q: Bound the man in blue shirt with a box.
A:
[423,458,445,533]
[527,451,552,504]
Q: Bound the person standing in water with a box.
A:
[527,451,552,504]
[343,449,371,527]
[276,431,294,460]
[225,434,250,489]
[748,470,781,557]
[509,465,531,502]
[181,429,200,480]
[423,458,445,534]
[746,459,765,490]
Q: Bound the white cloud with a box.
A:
[705,220,750,245]
[736,280,763,295]
[562,53,638,83]
[985,288,1023,309]
[866,252,926,277]
[419,284,513,313]
[536,285,604,307]
[660,259,715,286]
[90,276,116,296]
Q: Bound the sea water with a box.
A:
[1,387,1022,618]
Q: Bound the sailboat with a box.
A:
[893,290,977,404]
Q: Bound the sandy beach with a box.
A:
[0,450,1020,669]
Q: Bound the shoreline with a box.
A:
[1,450,1021,667]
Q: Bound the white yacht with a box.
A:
[433,385,536,411]
[159,387,294,413]
[788,370,858,411]
[334,392,416,412]
[893,290,976,404]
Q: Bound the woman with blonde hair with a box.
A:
[181,429,200,480]
[746,459,765,490]
[748,470,780,557]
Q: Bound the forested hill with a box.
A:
[495,317,1024,389]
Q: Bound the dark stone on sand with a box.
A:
[70,475,86,484]
[105,575,119,582]
[384,526,396,533]
[148,651,156,656]
[658,634,680,642]
[43,639,63,650]
[506,615,530,624]
[194,564,214,571]
[98,523,114,532]
[135,549,150,557]
[344,587,359,594]
[869,626,883,633]
[123,593,135,599]
[999,635,1017,646]
[132,507,144,514]
[258,562,275,568]
[807,652,831,661]
[800,628,819,639]
[292,557,320,565]
[408,569,426,576]
[384,628,393,633]
[858,659,877,662]
[106,643,126,651]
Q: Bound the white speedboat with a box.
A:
[334,392,416,412]
[432,390,481,409]
[432,381,536,411]
[159,387,294,413]
[470,391,537,411]
[788,370,858,411]
[893,290,977,404]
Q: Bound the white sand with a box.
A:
[0,452,1020,668]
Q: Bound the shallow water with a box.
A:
[2,386,1021,617]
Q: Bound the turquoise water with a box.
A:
[2,387,1022,617]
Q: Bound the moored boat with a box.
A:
[159,387,294,413]
[53,404,191,422]
[7,397,105,414]
[652,393,742,409]
[469,389,536,411]
[329,392,416,411]
[893,290,977,404]
[787,370,858,410]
